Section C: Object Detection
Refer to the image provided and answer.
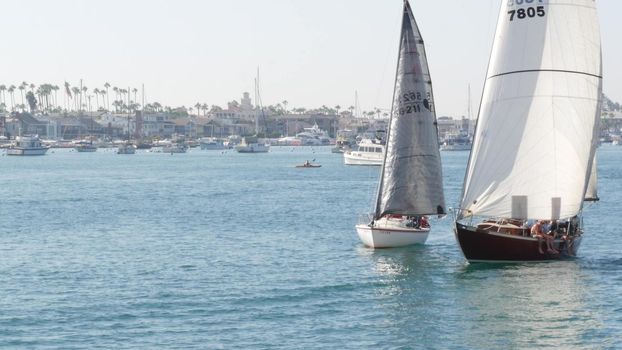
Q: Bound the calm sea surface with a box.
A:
[0,145,621,349]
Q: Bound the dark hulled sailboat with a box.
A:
[454,0,602,261]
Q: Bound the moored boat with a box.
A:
[162,143,188,154]
[74,140,97,152]
[440,133,471,151]
[235,136,270,153]
[199,137,226,150]
[117,142,136,154]
[454,0,602,262]
[6,135,49,156]
[355,0,446,248]
[343,138,384,166]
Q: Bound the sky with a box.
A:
[1,0,621,117]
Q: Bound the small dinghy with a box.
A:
[296,161,321,168]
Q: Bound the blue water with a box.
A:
[0,146,621,349]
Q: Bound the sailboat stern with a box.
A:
[356,224,429,249]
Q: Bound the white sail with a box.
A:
[461,0,602,220]
[585,154,599,202]
[374,1,446,219]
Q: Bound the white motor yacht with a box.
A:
[343,139,384,166]
[295,124,331,146]
[199,137,226,150]
[235,136,270,153]
[6,135,49,156]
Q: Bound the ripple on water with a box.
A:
[0,147,621,348]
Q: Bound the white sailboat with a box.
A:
[236,70,270,153]
[454,0,602,261]
[356,0,446,248]
[117,87,136,155]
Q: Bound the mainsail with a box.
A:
[374,1,446,219]
[460,0,602,220]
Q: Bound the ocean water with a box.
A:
[0,145,621,349]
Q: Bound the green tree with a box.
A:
[26,91,37,113]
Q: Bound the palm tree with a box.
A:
[104,82,111,110]
[334,105,341,117]
[93,88,100,110]
[0,85,6,105]
[8,85,16,111]
[29,83,35,93]
[99,90,107,111]
[112,87,119,112]
[18,83,26,110]
[132,88,138,107]
[53,85,59,109]
[81,86,88,112]
[64,82,72,111]
[282,100,288,114]
[72,87,81,111]
[194,103,202,116]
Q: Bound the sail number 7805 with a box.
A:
[508,6,545,21]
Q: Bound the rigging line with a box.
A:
[488,69,602,80]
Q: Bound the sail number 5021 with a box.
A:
[508,6,545,21]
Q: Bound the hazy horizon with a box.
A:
[2,0,621,117]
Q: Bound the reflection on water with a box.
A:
[456,262,601,349]
[359,245,611,349]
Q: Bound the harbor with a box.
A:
[2,0,622,348]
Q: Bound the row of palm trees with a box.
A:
[0,81,150,115]
[0,81,387,119]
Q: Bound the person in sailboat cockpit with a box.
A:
[531,220,558,255]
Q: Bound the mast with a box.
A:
[127,86,131,142]
[354,91,359,118]
[467,84,473,136]
[79,79,83,115]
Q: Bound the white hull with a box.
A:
[162,146,187,154]
[343,153,383,166]
[355,224,430,248]
[343,139,384,165]
[75,147,97,152]
[200,143,226,150]
[235,144,270,153]
[117,145,136,154]
[440,144,471,151]
[6,147,49,156]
